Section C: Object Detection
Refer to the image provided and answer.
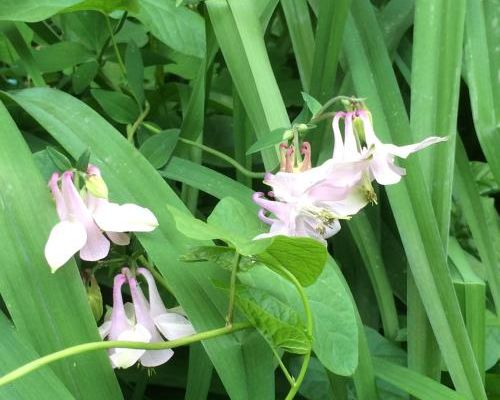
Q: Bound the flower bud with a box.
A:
[282,129,294,141]
[85,273,103,321]
[85,175,109,199]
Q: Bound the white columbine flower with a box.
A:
[253,142,369,243]
[44,165,158,272]
[99,268,195,369]
[332,110,447,185]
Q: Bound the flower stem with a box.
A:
[274,265,313,400]
[226,252,241,326]
[104,14,126,76]
[141,122,265,179]
[271,347,295,386]
[0,323,251,388]
[128,101,150,143]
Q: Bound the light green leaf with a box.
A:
[0,0,80,22]
[134,0,205,58]
[257,236,327,287]
[90,89,139,124]
[301,92,322,116]
[72,61,99,94]
[236,286,312,354]
[64,0,139,13]
[245,127,290,155]
[139,129,179,169]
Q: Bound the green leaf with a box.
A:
[33,42,94,73]
[257,236,327,287]
[373,358,468,400]
[166,204,225,241]
[0,0,80,22]
[207,0,289,169]
[139,129,179,169]
[125,41,145,105]
[245,127,290,155]
[64,0,139,13]
[46,146,73,171]
[0,313,74,400]
[7,87,275,400]
[72,61,99,94]
[0,100,122,399]
[75,147,91,172]
[236,286,312,354]
[134,0,205,58]
[90,89,139,124]
[301,92,322,116]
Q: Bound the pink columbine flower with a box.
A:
[332,110,447,185]
[99,268,195,369]
[253,142,369,243]
[44,165,158,272]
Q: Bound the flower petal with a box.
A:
[110,324,151,369]
[109,274,131,340]
[154,313,196,340]
[44,220,87,272]
[106,231,130,246]
[48,173,67,220]
[383,136,447,159]
[137,268,168,318]
[98,320,111,339]
[369,153,405,185]
[93,202,158,233]
[61,172,110,261]
[332,112,345,160]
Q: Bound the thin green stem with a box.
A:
[142,122,265,178]
[105,14,126,75]
[226,252,240,326]
[274,265,313,400]
[311,95,365,122]
[271,347,295,386]
[0,323,251,388]
[128,101,150,143]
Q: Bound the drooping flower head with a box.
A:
[44,165,159,272]
[332,110,447,185]
[99,267,195,369]
[253,140,369,243]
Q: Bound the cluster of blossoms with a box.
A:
[99,267,195,369]
[44,164,158,272]
[44,164,194,369]
[254,109,446,243]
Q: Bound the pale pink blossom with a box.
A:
[332,110,447,185]
[99,268,194,369]
[44,165,158,272]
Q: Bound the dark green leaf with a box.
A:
[72,61,99,94]
[246,127,290,155]
[33,42,94,73]
[134,0,205,58]
[75,147,91,172]
[125,41,145,105]
[139,129,179,169]
[91,89,139,124]
[0,0,80,22]
[47,146,72,171]
[64,0,139,13]
[301,92,322,116]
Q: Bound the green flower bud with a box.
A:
[85,175,108,199]
[86,274,103,322]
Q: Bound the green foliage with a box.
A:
[0,0,498,399]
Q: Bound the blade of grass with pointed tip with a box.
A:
[0,100,122,399]
[280,0,314,91]
[373,357,468,400]
[454,137,500,312]
[206,0,289,170]
[7,87,275,400]
[343,1,485,397]
[348,214,399,341]
[463,0,500,187]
